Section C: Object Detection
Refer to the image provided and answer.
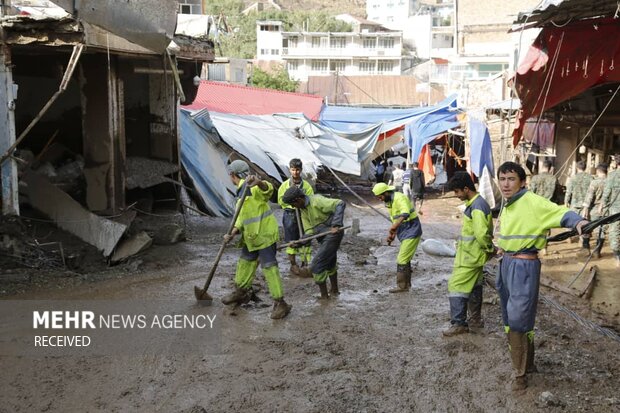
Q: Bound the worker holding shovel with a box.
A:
[277,158,314,277]
[281,187,346,299]
[220,160,292,320]
[372,182,422,293]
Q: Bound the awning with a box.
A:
[513,17,620,145]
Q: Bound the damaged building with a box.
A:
[0,0,214,260]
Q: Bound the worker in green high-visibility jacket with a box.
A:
[442,172,494,337]
[281,186,345,299]
[372,182,422,293]
[221,160,292,320]
[496,162,588,391]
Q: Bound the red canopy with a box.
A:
[183,80,325,121]
[513,18,620,145]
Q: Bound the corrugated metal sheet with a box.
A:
[299,75,445,107]
[182,80,325,120]
[207,64,226,81]
[515,0,620,27]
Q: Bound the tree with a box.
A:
[250,67,299,92]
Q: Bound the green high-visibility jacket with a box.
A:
[498,189,582,252]
[455,194,493,268]
[299,195,345,235]
[385,191,422,240]
[234,180,279,251]
[277,178,314,210]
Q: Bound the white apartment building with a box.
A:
[256,20,403,82]
[366,0,418,29]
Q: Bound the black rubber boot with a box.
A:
[318,282,329,299]
[329,273,340,295]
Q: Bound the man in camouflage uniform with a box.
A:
[601,154,620,267]
[583,163,608,258]
[529,159,558,202]
[565,161,593,254]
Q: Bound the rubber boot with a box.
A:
[270,298,292,319]
[329,273,340,296]
[221,287,250,305]
[593,238,604,259]
[526,335,537,373]
[298,263,312,278]
[288,254,300,276]
[467,285,484,329]
[389,264,409,293]
[404,264,412,289]
[508,331,528,391]
[317,282,329,299]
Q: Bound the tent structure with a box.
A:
[180,109,364,216]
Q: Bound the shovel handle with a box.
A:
[201,184,249,291]
[277,225,351,251]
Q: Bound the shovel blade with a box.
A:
[194,285,213,305]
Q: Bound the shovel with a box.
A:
[276,225,351,251]
[194,184,249,304]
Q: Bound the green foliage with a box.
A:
[250,67,299,92]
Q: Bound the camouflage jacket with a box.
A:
[565,172,593,210]
[583,177,606,218]
[529,172,557,200]
[602,169,620,214]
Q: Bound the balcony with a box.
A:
[281,47,401,58]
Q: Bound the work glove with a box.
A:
[245,175,261,187]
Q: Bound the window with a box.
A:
[359,61,375,73]
[330,60,346,72]
[271,49,279,55]
[288,37,298,48]
[311,37,321,48]
[478,63,507,78]
[311,60,328,72]
[379,38,394,48]
[377,60,393,73]
[287,61,299,72]
[179,4,191,14]
[260,49,268,55]
[259,24,279,32]
[330,37,346,48]
[363,38,376,49]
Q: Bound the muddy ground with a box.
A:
[1,194,619,412]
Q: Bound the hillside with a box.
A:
[245,0,366,17]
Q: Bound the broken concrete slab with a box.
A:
[111,231,152,263]
[153,223,185,245]
[23,172,126,256]
[125,156,179,190]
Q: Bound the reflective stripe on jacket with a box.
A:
[454,194,493,268]
[386,191,422,240]
[234,180,279,251]
[498,189,582,252]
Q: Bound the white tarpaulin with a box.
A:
[180,109,366,216]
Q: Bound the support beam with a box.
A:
[0,44,19,215]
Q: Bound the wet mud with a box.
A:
[1,195,619,412]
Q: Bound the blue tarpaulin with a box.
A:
[468,117,495,177]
